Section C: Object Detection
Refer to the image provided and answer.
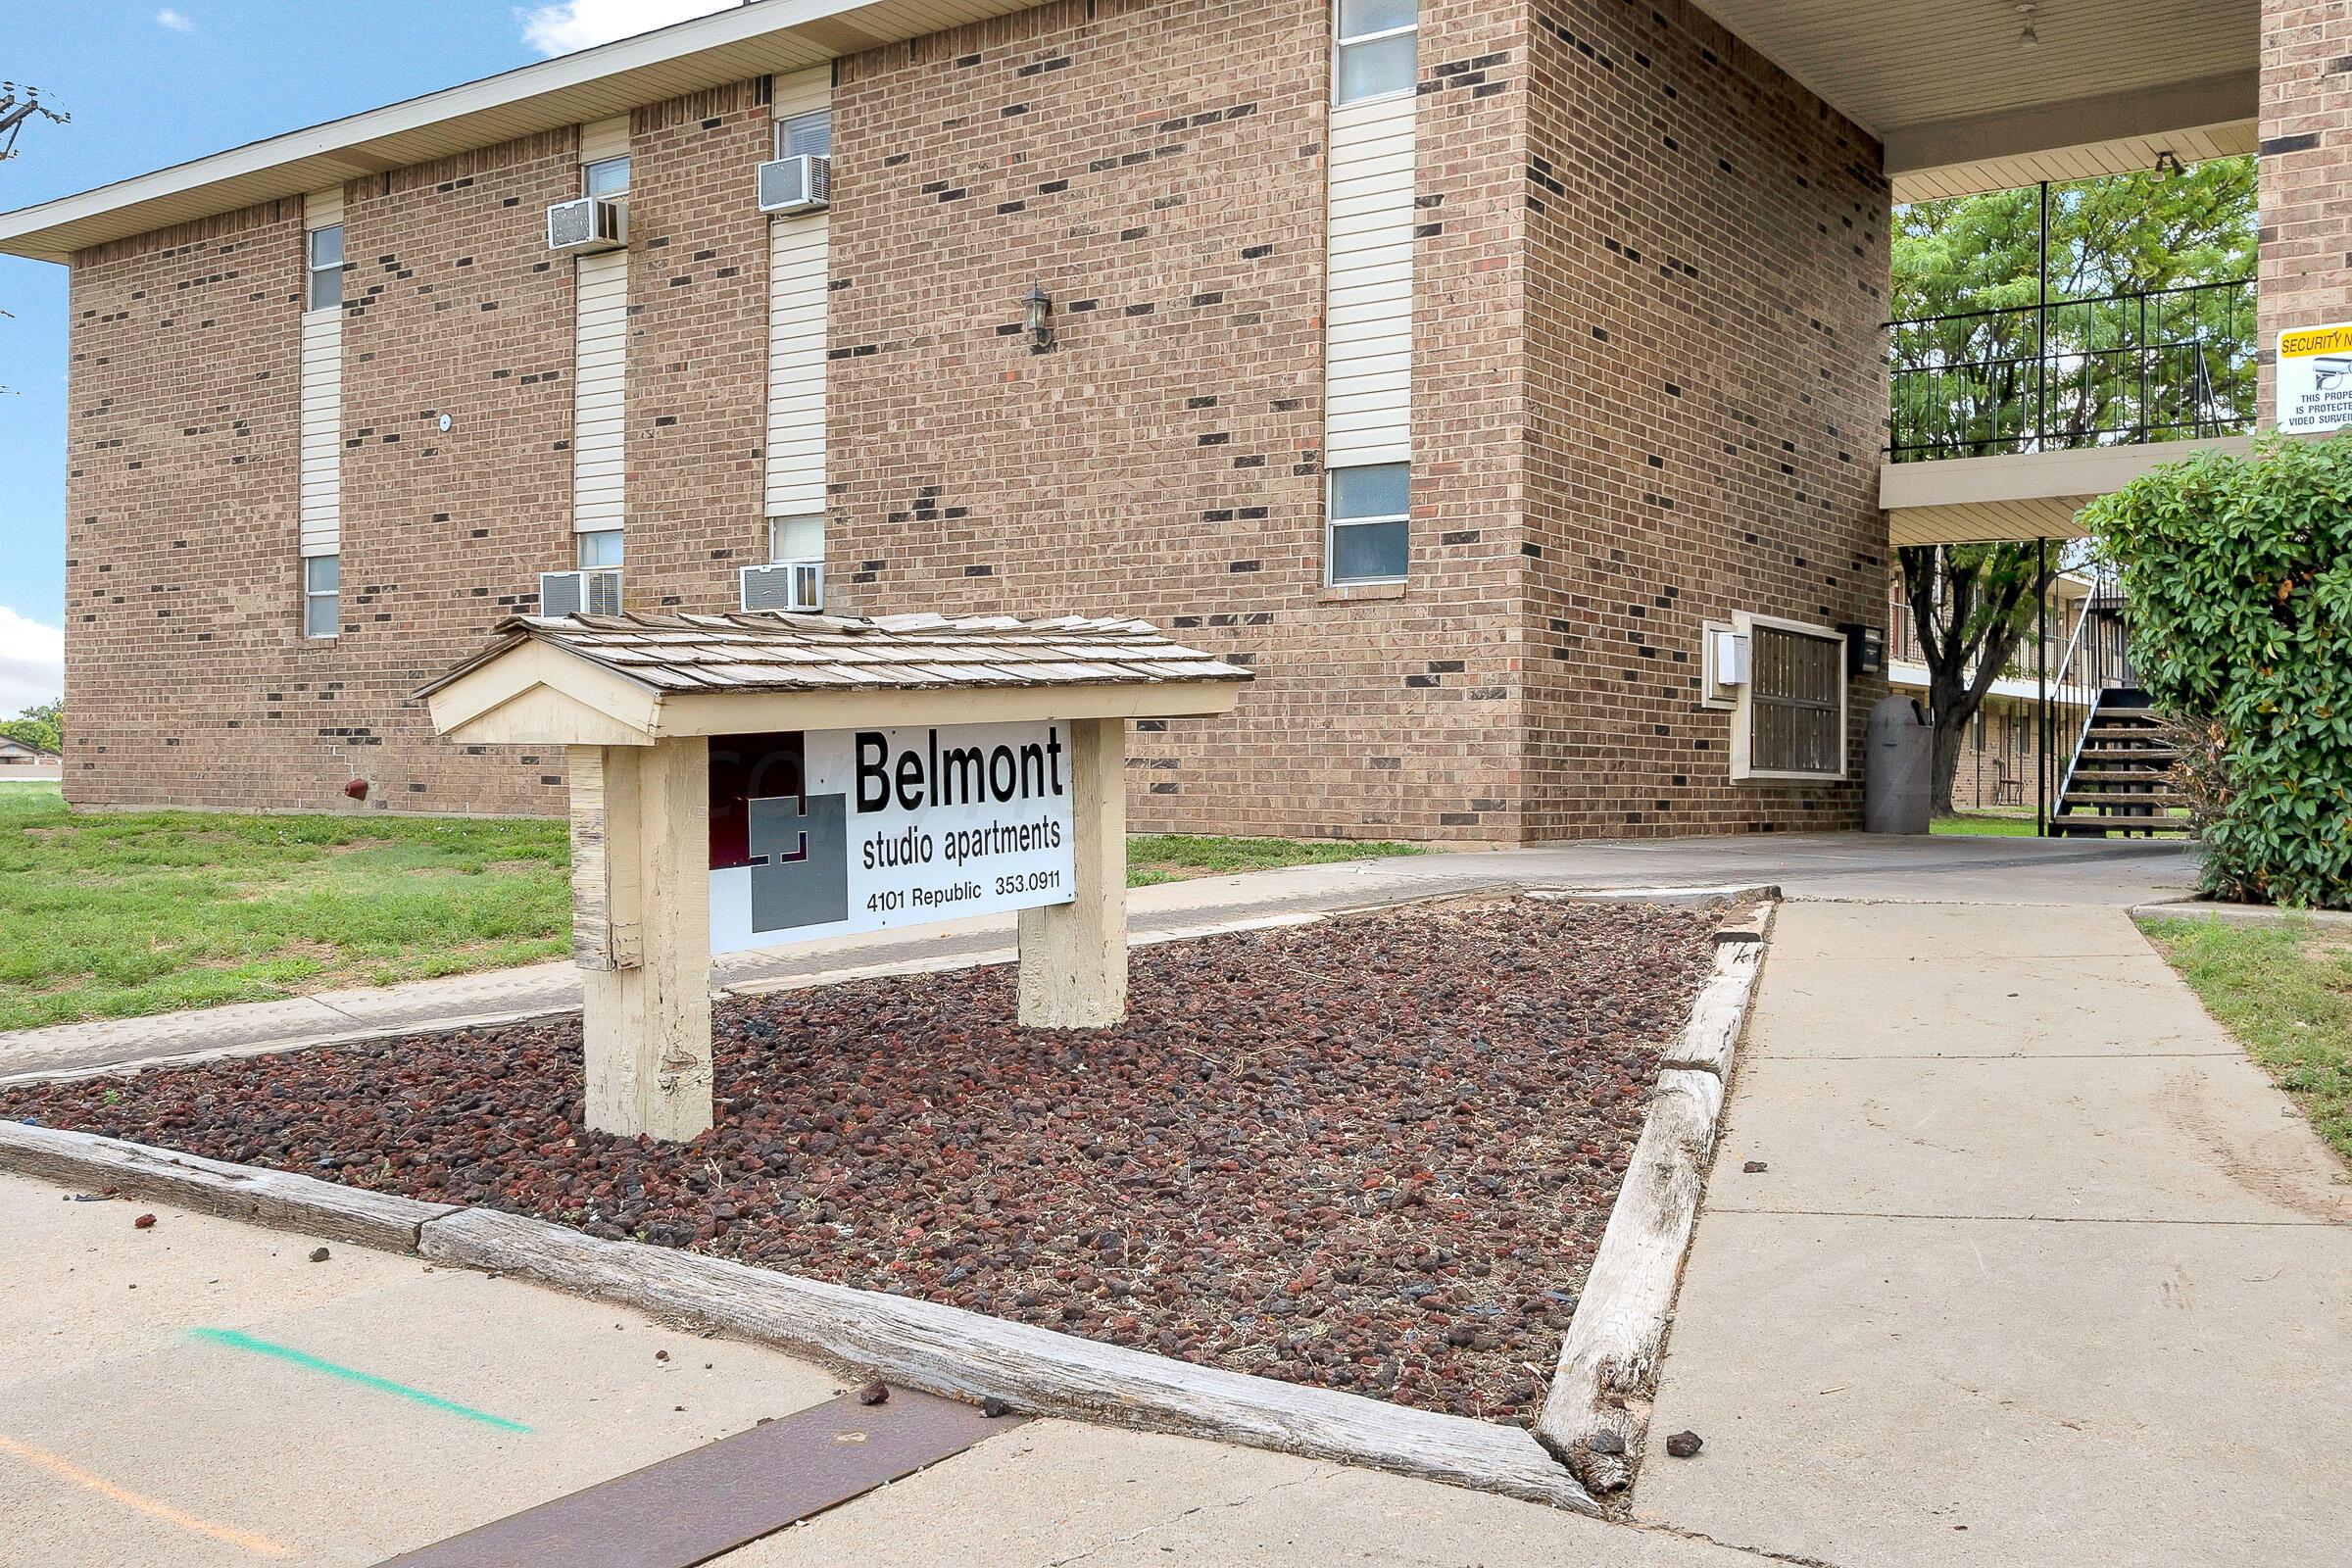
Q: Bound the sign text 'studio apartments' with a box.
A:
[38,0,2265,843]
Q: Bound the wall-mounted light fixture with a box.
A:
[1838,621,1886,678]
[2016,3,2039,47]
[1023,282,1054,351]
[2153,149,2185,177]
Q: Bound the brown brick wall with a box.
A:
[1519,0,1891,837]
[623,80,775,614]
[826,0,1529,842]
[2258,0,2352,421]
[65,200,307,808]
[62,0,1892,843]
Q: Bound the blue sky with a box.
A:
[0,0,734,712]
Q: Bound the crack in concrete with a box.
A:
[1623,1516,1847,1567]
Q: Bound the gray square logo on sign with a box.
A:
[747,791,849,933]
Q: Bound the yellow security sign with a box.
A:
[2279,323,2352,359]
[2277,322,2352,435]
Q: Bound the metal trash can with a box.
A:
[1864,695,1934,834]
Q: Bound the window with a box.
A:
[763,514,825,612]
[1731,614,1846,781]
[583,156,630,200]
[1327,463,1408,585]
[577,529,624,569]
[776,110,832,160]
[305,223,343,312]
[303,554,339,639]
[769,514,822,567]
[1335,0,1417,105]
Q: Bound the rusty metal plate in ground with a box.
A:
[374,1388,1018,1568]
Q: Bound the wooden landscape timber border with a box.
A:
[0,888,1780,1516]
[1535,901,1775,1494]
[0,1114,1590,1511]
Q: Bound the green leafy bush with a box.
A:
[2085,433,2352,907]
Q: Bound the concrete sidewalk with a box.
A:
[0,1172,1757,1568]
[0,1171,841,1566]
[0,831,2196,1083]
[1636,901,2352,1567]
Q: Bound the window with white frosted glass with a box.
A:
[583,156,630,200]
[1327,463,1409,585]
[776,109,832,160]
[305,223,343,311]
[1335,0,1417,104]
[303,554,339,639]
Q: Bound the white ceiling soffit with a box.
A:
[1693,0,2259,200]
[1880,436,2254,546]
[0,0,1037,264]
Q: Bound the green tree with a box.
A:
[1892,158,2257,814]
[2086,434,2352,907]
[2,700,61,755]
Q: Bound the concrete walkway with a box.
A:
[1637,900,2352,1567]
[0,831,2195,1083]
[0,1173,1757,1567]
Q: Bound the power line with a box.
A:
[0,81,70,162]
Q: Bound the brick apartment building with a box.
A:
[0,0,2331,842]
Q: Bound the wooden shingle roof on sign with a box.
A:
[417,611,1252,697]
[416,611,1254,747]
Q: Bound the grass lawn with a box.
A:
[1125,833,1423,886]
[0,782,1427,1030]
[2142,914,2352,1165]
[0,782,571,1031]
[1931,810,2042,837]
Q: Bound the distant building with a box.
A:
[0,735,60,767]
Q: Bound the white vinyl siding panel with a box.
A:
[578,116,630,166]
[1323,93,1414,467]
[765,68,831,522]
[765,215,829,517]
[573,247,628,531]
[298,307,342,557]
[305,185,343,230]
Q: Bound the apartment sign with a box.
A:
[708,721,1075,955]
[2276,322,2352,435]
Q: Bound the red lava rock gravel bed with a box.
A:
[2,899,1719,1425]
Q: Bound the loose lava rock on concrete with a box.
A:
[1,900,1716,1426]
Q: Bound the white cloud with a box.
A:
[156,7,193,29]
[0,609,63,717]
[518,0,738,56]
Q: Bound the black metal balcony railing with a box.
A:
[1887,278,2258,462]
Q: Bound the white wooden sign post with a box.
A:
[418,612,1249,1141]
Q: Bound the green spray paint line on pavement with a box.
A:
[186,1329,534,1433]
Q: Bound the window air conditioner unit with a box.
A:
[540,567,623,617]
[546,197,627,254]
[757,154,832,216]
[740,561,823,613]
